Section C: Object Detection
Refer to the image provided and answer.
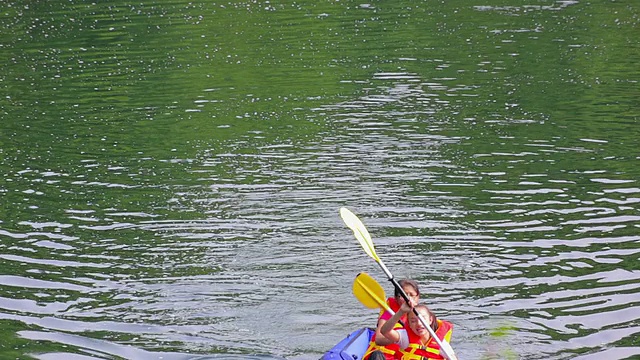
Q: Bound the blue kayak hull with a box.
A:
[320,328,374,360]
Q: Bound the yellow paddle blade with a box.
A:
[339,207,380,262]
[353,272,392,313]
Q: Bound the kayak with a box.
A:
[320,328,374,360]
[320,328,373,360]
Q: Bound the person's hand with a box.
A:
[399,298,417,314]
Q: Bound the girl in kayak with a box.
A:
[364,279,420,360]
[379,300,454,360]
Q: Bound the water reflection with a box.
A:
[20,329,286,360]
[2,0,640,359]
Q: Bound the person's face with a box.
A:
[408,308,432,336]
[396,284,419,305]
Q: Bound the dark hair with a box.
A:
[395,279,420,298]
[411,304,439,332]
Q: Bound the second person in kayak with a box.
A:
[364,279,420,360]
[379,299,454,360]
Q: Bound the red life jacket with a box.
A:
[396,319,453,360]
[363,297,407,360]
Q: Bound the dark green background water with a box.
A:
[1,1,639,359]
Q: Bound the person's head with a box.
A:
[395,279,420,306]
[407,304,438,337]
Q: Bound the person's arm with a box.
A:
[380,299,418,345]
[374,317,394,346]
[379,306,408,344]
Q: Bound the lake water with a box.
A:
[1,1,639,359]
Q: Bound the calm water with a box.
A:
[1,1,639,359]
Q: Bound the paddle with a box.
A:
[340,207,458,360]
[353,272,392,312]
